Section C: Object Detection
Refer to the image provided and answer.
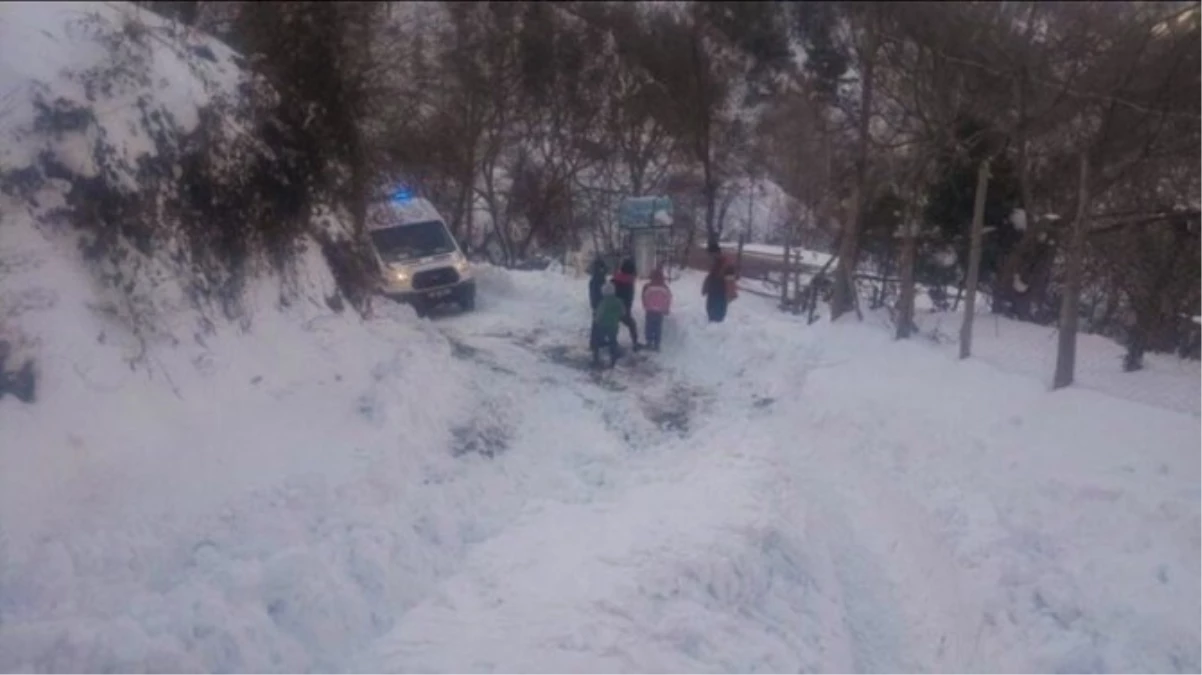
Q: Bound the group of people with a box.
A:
[586,243,738,369]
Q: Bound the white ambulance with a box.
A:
[367,191,475,316]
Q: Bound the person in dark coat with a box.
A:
[701,243,737,323]
[611,258,641,350]
[588,257,608,311]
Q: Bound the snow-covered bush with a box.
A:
[0,4,367,362]
[0,336,35,403]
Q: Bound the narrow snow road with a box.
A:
[360,278,874,673]
[357,275,986,673]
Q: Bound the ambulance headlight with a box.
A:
[453,252,471,276]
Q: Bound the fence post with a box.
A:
[781,232,792,309]
[792,250,802,314]
[736,233,745,279]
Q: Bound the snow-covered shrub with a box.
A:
[0,5,366,360]
[0,337,35,403]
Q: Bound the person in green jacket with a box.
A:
[591,282,625,369]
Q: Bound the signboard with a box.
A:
[618,196,673,230]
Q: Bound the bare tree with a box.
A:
[1053,155,1092,388]
[959,159,991,359]
[830,6,883,321]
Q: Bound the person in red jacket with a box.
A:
[641,266,673,351]
[611,258,642,351]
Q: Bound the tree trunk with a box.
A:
[872,247,893,309]
[959,159,991,360]
[735,233,745,279]
[895,212,918,339]
[456,172,474,247]
[1124,320,1149,372]
[996,68,1037,318]
[1098,273,1121,335]
[1053,154,1092,389]
[691,26,717,247]
[1125,247,1177,372]
[792,249,803,314]
[830,27,876,321]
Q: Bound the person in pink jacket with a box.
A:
[641,266,673,352]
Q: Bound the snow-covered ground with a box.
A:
[2,259,1199,672]
[2,2,1199,673]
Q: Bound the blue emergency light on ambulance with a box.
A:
[390,187,414,205]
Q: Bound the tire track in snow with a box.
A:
[671,323,988,673]
[778,399,992,673]
[360,421,864,673]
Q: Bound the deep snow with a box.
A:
[1,2,1199,673]
[2,261,1198,673]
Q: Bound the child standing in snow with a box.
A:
[591,282,625,369]
[641,267,672,351]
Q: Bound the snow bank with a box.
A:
[0,5,481,669]
[911,310,1201,415]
